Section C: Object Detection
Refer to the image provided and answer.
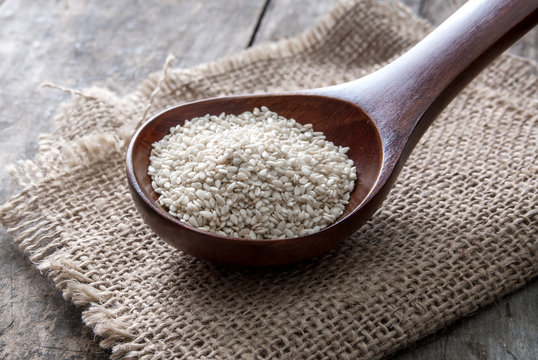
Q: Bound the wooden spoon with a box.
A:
[127,0,537,266]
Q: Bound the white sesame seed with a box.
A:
[148,107,357,240]
[199,210,213,219]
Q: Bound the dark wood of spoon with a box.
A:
[127,0,537,266]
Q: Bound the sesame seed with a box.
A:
[148,107,356,239]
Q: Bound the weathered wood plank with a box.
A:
[410,0,537,61]
[392,281,538,360]
[0,0,266,358]
[256,0,537,62]
[397,0,422,15]
[253,0,340,43]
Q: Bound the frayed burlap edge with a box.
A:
[0,133,136,350]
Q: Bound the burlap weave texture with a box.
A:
[1,0,537,359]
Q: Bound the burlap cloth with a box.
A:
[1,0,537,358]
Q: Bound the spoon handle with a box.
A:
[319,0,537,165]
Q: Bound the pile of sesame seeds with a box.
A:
[148,107,356,239]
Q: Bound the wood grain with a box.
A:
[0,0,536,358]
[413,0,537,62]
[253,0,339,43]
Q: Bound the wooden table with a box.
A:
[1,1,536,358]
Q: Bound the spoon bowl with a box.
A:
[127,95,383,265]
[127,0,537,265]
